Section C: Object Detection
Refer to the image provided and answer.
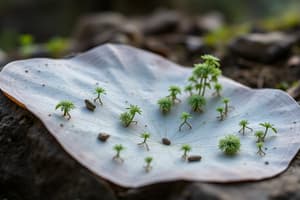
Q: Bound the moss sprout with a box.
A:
[238,120,253,135]
[120,104,142,127]
[256,142,266,156]
[179,112,192,131]
[144,156,153,172]
[168,85,182,103]
[184,85,194,96]
[113,144,125,162]
[218,134,241,155]
[188,94,206,112]
[157,97,173,113]
[94,87,106,105]
[213,83,223,97]
[259,122,277,142]
[222,98,230,115]
[181,144,192,160]
[255,131,264,143]
[55,100,75,120]
[138,132,151,151]
[216,107,225,121]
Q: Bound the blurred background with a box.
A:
[1,0,300,98]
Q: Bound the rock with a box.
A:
[143,37,172,58]
[72,12,143,51]
[194,12,224,34]
[0,93,116,200]
[287,55,300,68]
[142,10,181,35]
[229,32,298,63]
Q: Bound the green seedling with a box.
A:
[157,97,172,113]
[219,134,241,155]
[94,87,106,105]
[55,100,75,120]
[259,122,277,141]
[222,98,230,115]
[144,156,153,172]
[113,144,125,162]
[189,54,221,97]
[181,144,192,160]
[213,83,222,97]
[179,112,192,131]
[168,85,182,103]
[184,85,193,96]
[201,54,220,68]
[238,120,253,135]
[188,94,206,112]
[216,107,225,121]
[138,132,151,151]
[255,131,264,143]
[256,142,266,156]
[120,104,142,127]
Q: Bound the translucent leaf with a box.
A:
[0,44,300,187]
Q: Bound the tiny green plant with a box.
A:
[187,54,222,97]
[181,144,192,160]
[144,156,153,172]
[55,100,75,120]
[94,87,106,105]
[168,85,182,103]
[222,98,230,115]
[219,134,241,155]
[157,97,173,113]
[113,144,125,162]
[259,122,277,142]
[238,120,253,135]
[138,132,151,151]
[184,85,194,96]
[188,94,206,112]
[255,131,264,143]
[120,104,142,127]
[179,112,192,131]
[216,107,225,121]
[213,83,222,97]
[256,142,266,156]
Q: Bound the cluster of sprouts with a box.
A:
[55,86,106,119]
[53,53,281,172]
[120,104,142,127]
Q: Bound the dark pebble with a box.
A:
[162,138,171,145]
[188,155,202,162]
[85,99,96,111]
[98,133,110,142]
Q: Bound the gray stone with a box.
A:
[229,32,298,63]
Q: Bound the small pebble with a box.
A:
[60,123,64,127]
[188,155,202,162]
[265,161,269,165]
[85,99,96,111]
[98,133,110,142]
[162,138,171,145]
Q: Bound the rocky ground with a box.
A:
[1,10,300,200]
